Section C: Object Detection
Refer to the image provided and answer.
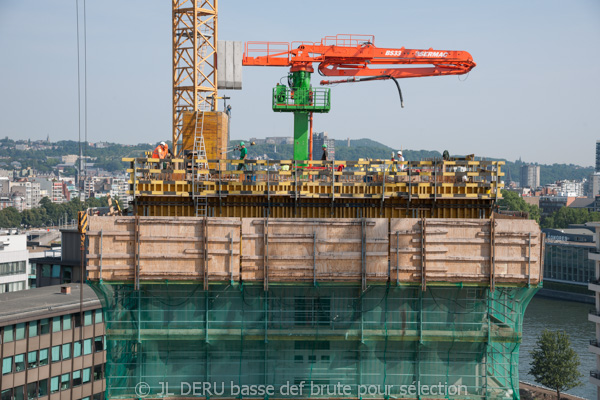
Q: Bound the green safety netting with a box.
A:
[89,283,537,399]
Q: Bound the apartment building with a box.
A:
[520,164,540,189]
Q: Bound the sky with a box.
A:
[0,1,598,166]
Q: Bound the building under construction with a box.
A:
[84,156,542,400]
[83,1,543,399]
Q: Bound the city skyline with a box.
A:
[0,133,596,169]
[0,1,598,166]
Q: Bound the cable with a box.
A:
[75,0,82,203]
[83,0,88,193]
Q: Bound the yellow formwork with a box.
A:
[125,157,503,218]
[132,195,493,219]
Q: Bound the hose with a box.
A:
[388,76,404,108]
[320,74,404,107]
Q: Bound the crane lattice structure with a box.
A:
[172,0,218,156]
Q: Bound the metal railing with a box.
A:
[124,158,504,202]
[272,87,330,112]
[128,158,502,184]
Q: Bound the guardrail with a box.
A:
[125,158,503,185]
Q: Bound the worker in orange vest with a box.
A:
[152,142,169,159]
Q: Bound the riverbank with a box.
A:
[519,382,587,400]
[536,280,594,304]
[536,288,594,304]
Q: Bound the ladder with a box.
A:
[192,110,208,217]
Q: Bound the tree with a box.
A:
[529,329,582,399]
[541,207,600,229]
[497,190,541,223]
[0,207,21,228]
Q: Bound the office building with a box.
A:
[30,230,83,288]
[0,284,106,400]
[587,223,600,396]
[543,228,595,302]
[539,196,570,216]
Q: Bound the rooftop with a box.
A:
[0,284,100,325]
[568,197,594,208]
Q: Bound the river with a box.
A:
[520,295,595,399]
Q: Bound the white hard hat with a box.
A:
[397,150,402,155]
[160,141,166,146]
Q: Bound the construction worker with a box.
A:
[152,142,169,159]
[397,150,406,170]
[321,143,328,161]
[237,142,247,171]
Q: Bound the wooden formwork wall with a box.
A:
[87,216,542,287]
[181,111,228,166]
[87,217,240,283]
[390,218,542,286]
[241,219,388,285]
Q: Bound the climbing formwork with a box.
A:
[86,209,542,399]
[123,158,503,219]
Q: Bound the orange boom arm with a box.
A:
[243,34,476,83]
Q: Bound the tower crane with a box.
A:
[243,34,476,160]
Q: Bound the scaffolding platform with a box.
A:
[124,158,504,218]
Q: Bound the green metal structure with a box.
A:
[272,71,331,160]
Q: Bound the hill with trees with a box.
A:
[0,137,592,185]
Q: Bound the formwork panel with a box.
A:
[390,218,542,286]
[133,196,494,219]
[240,218,388,282]
[87,216,541,286]
[181,111,229,166]
[87,217,241,282]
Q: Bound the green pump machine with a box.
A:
[273,69,331,160]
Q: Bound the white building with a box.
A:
[555,179,585,197]
[9,181,32,209]
[51,181,64,203]
[61,154,79,165]
[0,230,28,293]
[110,177,129,201]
